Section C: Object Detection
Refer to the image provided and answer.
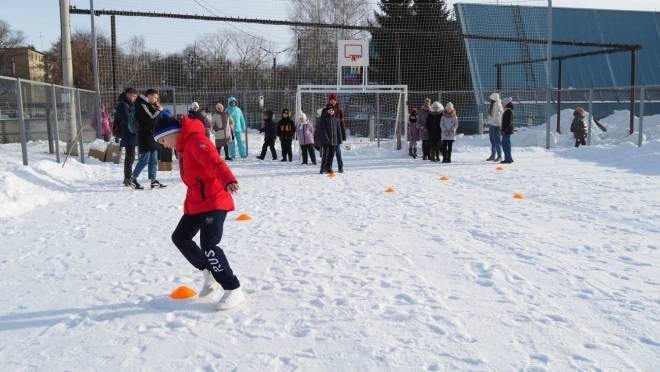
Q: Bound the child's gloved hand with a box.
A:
[226,183,239,193]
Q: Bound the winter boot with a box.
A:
[216,287,245,311]
[151,180,166,189]
[408,148,413,158]
[198,269,221,299]
[486,155,495,161]
[123,178,131,187]
[412,148,417,159]
[130,177,144,190]
[256,156,264,160]
[494,156,501,162]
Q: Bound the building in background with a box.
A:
[0,47,47,81]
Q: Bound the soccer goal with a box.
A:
[295,84,409,150]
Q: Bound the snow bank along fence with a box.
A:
[0,75,98,165]
[485,85,660,146]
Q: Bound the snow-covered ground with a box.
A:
[1,131,659,371]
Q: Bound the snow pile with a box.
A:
[461,110,660,149]
[0,142,110,218]
[515,109,660,148]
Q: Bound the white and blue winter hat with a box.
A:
[153,117,182,141]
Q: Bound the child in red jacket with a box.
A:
[153,116,244,311]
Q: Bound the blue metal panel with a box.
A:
[457,4,660,92]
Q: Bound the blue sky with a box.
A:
[3,0,658,54]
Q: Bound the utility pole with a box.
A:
[90,0,102,139]
[261,47,290,90]
[60,0,78,155]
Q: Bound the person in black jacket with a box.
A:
[188,101,211,136]
[319,104,342,174]
[257,110,278,160]
[115,87,138,186]
[426,101,444,162]
[277,108,296,162]
[570,107,587,147]
[327,95,347,172]
[500,97,514,164]
[132,89,165,189]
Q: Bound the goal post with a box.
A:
[295,84,409,150]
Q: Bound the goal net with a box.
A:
[296,85,408,149]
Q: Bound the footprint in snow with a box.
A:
[640,337,660,347]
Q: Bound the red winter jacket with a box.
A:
[176,116,238,215]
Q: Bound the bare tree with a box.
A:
[0,20,25,48]
[197,30,231,62]
[288,0,371,84]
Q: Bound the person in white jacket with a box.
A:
[486,92,504,161]
[440,102,459,163]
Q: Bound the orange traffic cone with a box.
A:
[327,172,336,178]
[439,176,449,181]
[170,285,197,300]
[385,187,395,193]
[496,166,505,171]
[236,213,252,221]
[513,193,524,199]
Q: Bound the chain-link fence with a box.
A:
[0,75,97,165]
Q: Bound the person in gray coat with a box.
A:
[440,102,459,163]
[212,103,234,160]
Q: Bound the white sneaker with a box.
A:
[216,287,245,311]
[198,270,221,299]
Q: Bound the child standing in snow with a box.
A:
[296,112,316,165]
[277,109,296,162]
[417,98,431,160]
[153,116,244,311]
[408,108,419,159]
[257,110,278,160]
[426,101,444,162]
[500,97,514,164]
[440,102,459,163]
[571,107,588,148]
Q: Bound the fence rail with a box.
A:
[0,75,97,165]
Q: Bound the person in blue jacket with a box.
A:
[226,96,247,158]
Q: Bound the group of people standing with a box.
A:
[256,94,346,174]
[407,98,459,163]
[485,92,514,164]
[186,97,248,161]
[113,88,251,190]
[115,88,168,189]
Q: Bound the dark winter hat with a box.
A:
[325,103,335,111]
[153,117,181,141]
[282,108,290,114]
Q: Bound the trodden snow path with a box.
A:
[1,140,659,371]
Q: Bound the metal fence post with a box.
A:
[50,84,62,163]
[172,87,177,117]
[76,88,85,163]
[16,78,29,166]
[376,93,381,148]
[587,89,593,146]
[478,112,484,135]
[638,86,645,147]
[545,0,553,150]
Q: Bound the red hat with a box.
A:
[329,94,337,101]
